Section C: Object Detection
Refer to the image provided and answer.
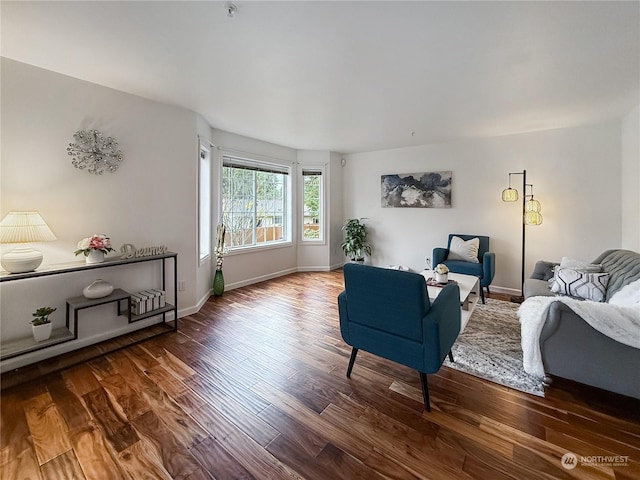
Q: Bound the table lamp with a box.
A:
[0,211,57,273]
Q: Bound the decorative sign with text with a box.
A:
[120,244,168,259]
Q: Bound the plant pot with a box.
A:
[32,322,52,342]
[435,272,448,284]
[86,250,105,264]
[83,279,114,299]
[213,269,225,296]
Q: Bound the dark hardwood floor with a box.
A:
[1,270,639,479]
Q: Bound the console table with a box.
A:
[0,253,178,363]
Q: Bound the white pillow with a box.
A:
[550,267,609,302]
[609,278,640,306]
[447,236,479,263]
[560,257,602,273]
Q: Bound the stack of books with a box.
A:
[130,289,166,315]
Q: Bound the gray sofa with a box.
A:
[523,249,640,400]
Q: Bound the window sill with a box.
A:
[226,241,294,256]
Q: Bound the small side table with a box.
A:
[66,288,132,339]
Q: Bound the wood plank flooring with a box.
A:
[1,270,639,479]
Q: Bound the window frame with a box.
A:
[219,151,293,254]
[198,141,212,265]
[300,166,325,243]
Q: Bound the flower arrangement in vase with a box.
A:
[434,263,449,284]
[74,234,115,264]
[213,223,228,296]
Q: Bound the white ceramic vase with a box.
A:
[435,272,448,284]
[32,322,52,342]
[86,249,105,264]
[83,279,114,299]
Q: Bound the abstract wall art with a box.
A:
[381,171,452,208]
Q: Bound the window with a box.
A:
[198,143,211,262]
[302,169,323,241]
[221,155,290,249]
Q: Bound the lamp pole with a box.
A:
[516,169,527,303]
[502,169,528,303]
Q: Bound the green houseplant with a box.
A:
[341,219,372,262]
[30,306,56,341]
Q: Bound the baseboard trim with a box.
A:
[224,267,299,291]
[489,285,521,296]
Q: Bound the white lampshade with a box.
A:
[0,212,56,273]
[0,211,57,243]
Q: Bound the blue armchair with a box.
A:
[433,234,495,304]
[337,263,461,411]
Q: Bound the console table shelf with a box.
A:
[0,252,178,368]
[1,327,75,360]
[127,304,176,323]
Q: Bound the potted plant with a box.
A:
[74,234,115,264]
[434,263,449,284]
[30,306,56,341]
[341,218,372,262]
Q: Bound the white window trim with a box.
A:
[299,165,326,244]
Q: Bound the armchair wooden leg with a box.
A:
[419,372,431,412]
[346,348,359,377]
[448,350,454,363]
[480,286,486,304]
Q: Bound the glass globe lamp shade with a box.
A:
[502,188,518,202]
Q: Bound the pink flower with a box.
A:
[74,234,115,256]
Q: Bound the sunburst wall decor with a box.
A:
[67,130,123,175]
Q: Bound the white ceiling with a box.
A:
[2,1,639,154]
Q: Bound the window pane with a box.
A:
[302,170,322,241]
[199,146,211,261]
[222,159,289,249]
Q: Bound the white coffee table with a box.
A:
[420,270,480,332]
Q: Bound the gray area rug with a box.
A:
[444,298,545,396]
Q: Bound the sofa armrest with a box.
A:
[530,260,559,281]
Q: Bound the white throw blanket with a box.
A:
[518,279,640,377]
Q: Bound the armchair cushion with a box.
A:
[447,236,480,263]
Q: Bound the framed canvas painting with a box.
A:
[381,171,452,208]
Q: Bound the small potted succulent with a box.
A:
[30,306,56,341]
[434,264,449,284]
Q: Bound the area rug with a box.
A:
[444,298,545,396]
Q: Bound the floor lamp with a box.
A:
[502,170,543,303]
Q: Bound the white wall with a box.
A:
[343,122,622,294]
[1,58,200,369]
[297,150,331,271]
[211,128,299,289]
[622,104,640,252]
[196,115,214,310]
[329,152,345,268]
